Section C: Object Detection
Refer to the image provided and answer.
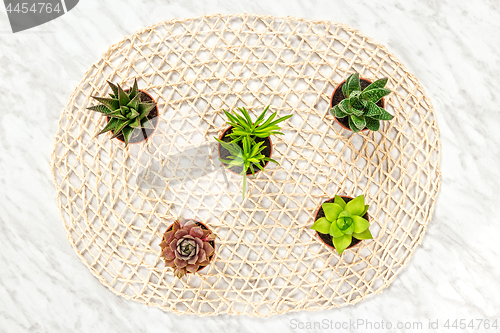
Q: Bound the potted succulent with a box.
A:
[159,218,216,279]
[87,79,158,146]
[329,73,393,132]
[215,105,292,199]
[311,195,373,254]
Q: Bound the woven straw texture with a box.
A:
[51,13,441,317]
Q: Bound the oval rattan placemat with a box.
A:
[51,13,441,317]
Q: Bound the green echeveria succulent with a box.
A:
[330,73,393,132]
[311,195,373,254]
[88,79,157,146]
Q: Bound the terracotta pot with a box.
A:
[314,195,370,251]
[164,219,215,273]
[217,126,273,176]
[106,89,159,145]
[330,78,386,132]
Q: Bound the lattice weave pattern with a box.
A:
[51,14,441,317]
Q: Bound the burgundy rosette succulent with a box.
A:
[160,219,216,278]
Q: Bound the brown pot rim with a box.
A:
[313,195,370,251]
[217,125,273,177]
[165,219,215,273]
[330,77,386,132]
[107,89,159,145]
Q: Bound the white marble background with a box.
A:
[1,0,499,332]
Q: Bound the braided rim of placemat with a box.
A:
[51,13,441,317]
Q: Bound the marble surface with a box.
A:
[1,0,499,332]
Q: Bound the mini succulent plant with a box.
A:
[311,195,372,254]
[330,73,393,132]
[215,106,292,199]
[87,79,157,146]
[160,219,216,278]
[217,136,276,199]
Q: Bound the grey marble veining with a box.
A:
[1,0,500,332]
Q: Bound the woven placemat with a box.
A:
[51,13,441,317]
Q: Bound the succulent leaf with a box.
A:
[363,77,388,92]
[351,115,366,130]
[345,195,365,216]
[130,78,139,99]
[342,73,361,98]
[117,84,131,106]
[365,102,383,117]
[361,88,391,103]
[372,108,394,121]
[98,117,118,135]
[333,234,352,255]
[322,203,343,221]
[352,228,373,240]
[106,80,119,97]
[87,104,112,114]
[92,96,119,111]
[352,216,370,233]
[334,195,347,208]
[311,217,331,234]
[365,117,380,131]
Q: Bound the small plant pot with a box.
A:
[217,126,273,176]
[106,89,159,145]
[164,219,215,273]
[314,196,370,252]
[330,78,386,132]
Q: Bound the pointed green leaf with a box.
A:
[311,217,331,234]
[365,117,380,131]
[345,195,365,216]
[111,120,131,138]
[372,108,394,121]
[107,81,119,97]
[107,110,127,120]
[352,216,370,233]
[98,118,118,135]
[322,203,343,222]
[87,104,112,114]
[129,118,141,128]
[330,105,348,118]
[362,204,370,216]
[361,88,391,103]
[363,78,388,92]
[348,117,361,132]
[91,96,119,111]
[343,73,361,98]
[334,195,346,208]
[117,84,130,106]
[333,234,352,254]
[365,102,383,117]
[338,99,352,115]
[138,103,156,119]
[353,228,373,240]
[351,115,366,130]
[127,93,141,110]
[122,126,134,146]
[129,79,139,99]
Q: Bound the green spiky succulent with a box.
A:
[311,195,373,254]
[330,73,393,132]
[87,79,157,146]
[216,136,277,200]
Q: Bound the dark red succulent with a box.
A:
[160,219,215,278]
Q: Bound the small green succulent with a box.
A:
[224,105,293,144]
[216,136,277,199]
[311,195,373,254]
[330,73,393,132]
[216,105,292,199]
[87,79,157,146]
